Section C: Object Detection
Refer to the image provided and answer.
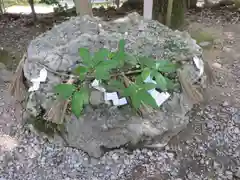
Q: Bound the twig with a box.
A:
[37,62,142,80]
[60,100,70,123]
[44,76,75,124]
[36,62,76,78]
[9,53,27,101]
[121,73,151,116]
[178,69,204,104]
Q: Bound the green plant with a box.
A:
[54,39,180,118]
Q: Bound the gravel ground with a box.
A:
[1,7,240,180]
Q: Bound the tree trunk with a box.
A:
[115,0,120,8]
[166,0,173,26]
[186,0,197,8]
[0,0,5,14]
[28,0,37,21]
[152,0,167,22]
[171,0,186,29]
[152,0,185,29]
[74,0,93,16]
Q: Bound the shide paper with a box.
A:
[144,75,170,107]
[28,68,47,92]
[91,79,128,106]
[193,56,204,78]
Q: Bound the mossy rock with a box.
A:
[190,31,215,49]
[235,0,240,8]
[0,49,11,65]
[27,114,65,138]
[0,48,21,69]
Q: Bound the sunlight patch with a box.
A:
[0,134,18,151]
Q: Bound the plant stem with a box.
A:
[121,74,146,116]
[37,62,142,80]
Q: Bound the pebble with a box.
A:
[167,153,174,159]
[235,167,240,178]
[111,153,119,161]
[147,151,153,156]
[213,39,222,45]
[199,41,212,48]
[222,47,232,53]
[139,155,144,160]
[233,127,240,134]
[222,101,229,107]
[110,175,116,180]
[200,159,205,164]
[123,158,130,165]
[89,91,104,106]
[212,62,222,69]
[225,171,233,179]
[232,112,240,124]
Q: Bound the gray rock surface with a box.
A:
[0,69,13,82]
[23,13,206,157]
[0,62,13,83]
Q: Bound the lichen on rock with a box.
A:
[23,12,208,157]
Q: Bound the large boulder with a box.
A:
[24,13,207,157]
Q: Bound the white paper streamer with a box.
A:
[28,68,47,92]
[91,79,128,106]
[144,75,170,107]
[91,79,106,92]
[193,56,204,77]
[104,92,128,106]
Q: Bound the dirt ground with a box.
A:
[0,6,240,180]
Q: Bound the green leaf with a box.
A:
[95,67,111,80]
[79,48,92,66]
[92,48,110,65]
[164,77,177,90]
[156,60,179,73]
[135,75,144,86]
[108,79,125,90]
[138,89,158,108]
[54,84,76,99]
[122,83,142,109]
[118,39,125,52]
[71,91,84,118]
[74,65,88,80]
[131,94,141,109]
[112,50,125,67]
[124,53,138,65]
[96,59,119,71]
[141,67,151,81]
[73,65,88,74]
[79,87,89,105]
[111,39,126,67]
[138,57,155,68]
[94,59,118,80]
[108,52,117,59]
[141,83,157,91]
[122,84,137,97]
[154,72,167,91]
